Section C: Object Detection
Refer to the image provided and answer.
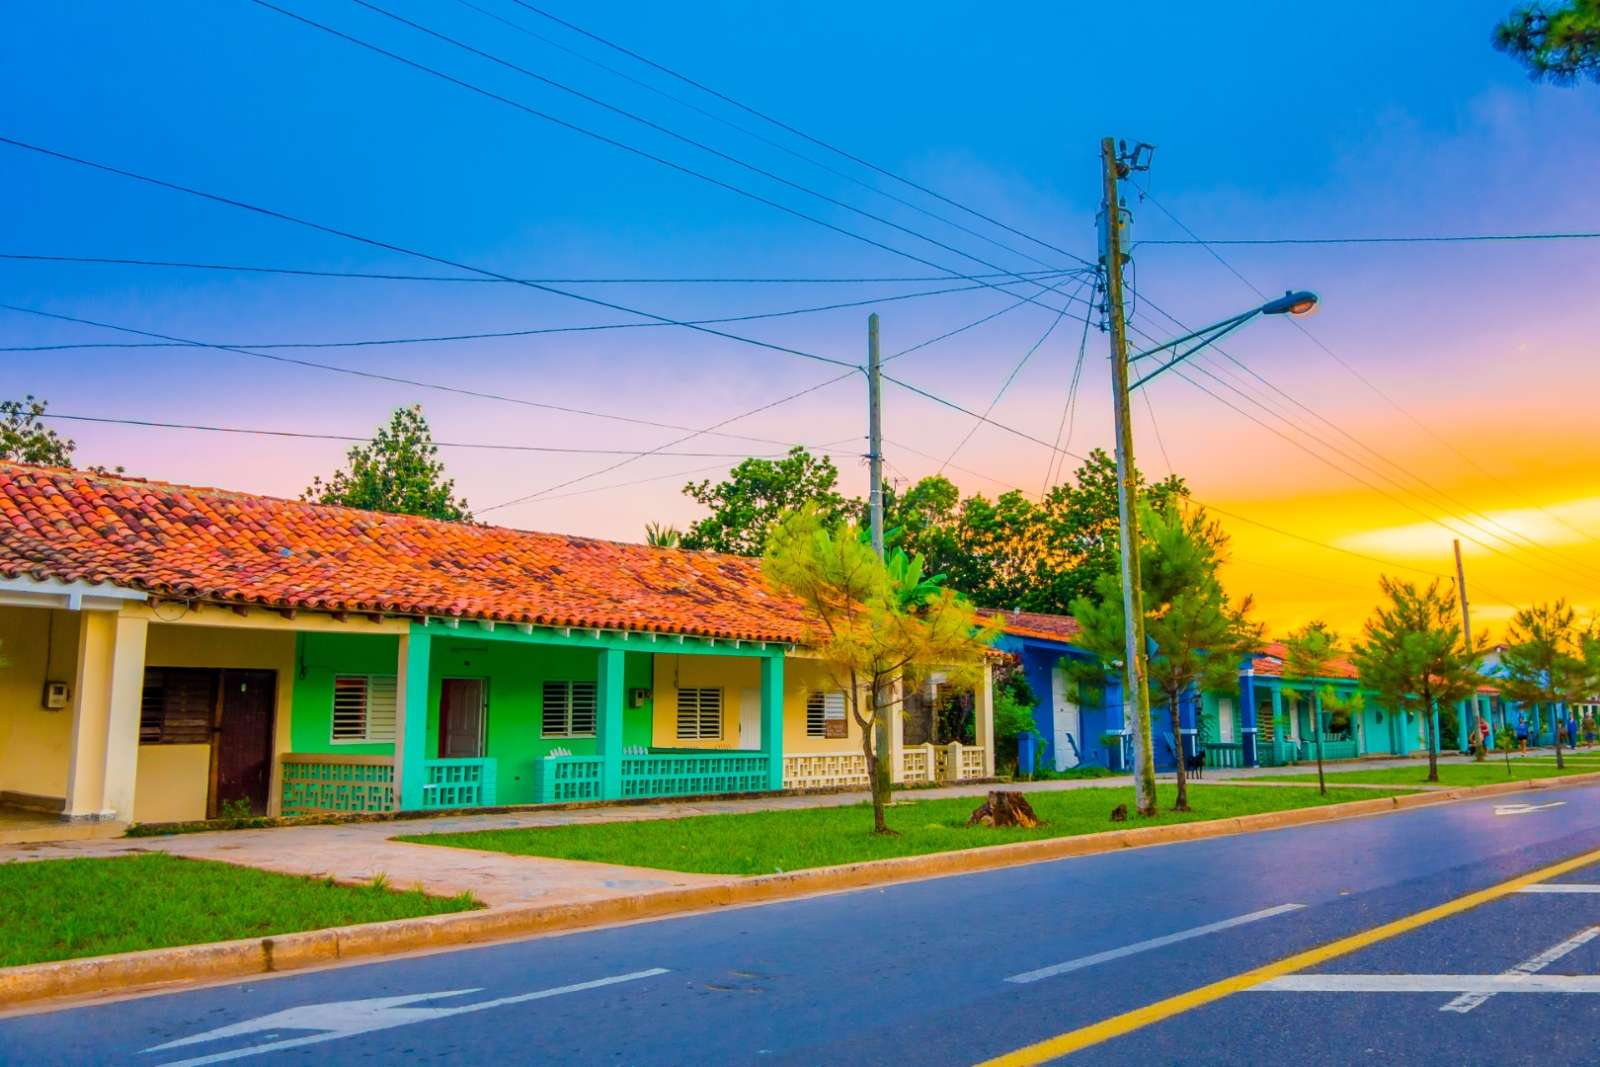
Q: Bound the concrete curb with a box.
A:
[7,769,1600,1008]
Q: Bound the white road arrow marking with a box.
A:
[1493,801,1567,816]
[142,967,669,1066]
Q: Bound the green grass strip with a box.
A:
[0,854,478,968]
[1257,760,1600,788]
[399,785,1405,876]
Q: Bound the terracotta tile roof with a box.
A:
[1250,640,1360,681]
[987,609,1083,645]
[0,463,809,643]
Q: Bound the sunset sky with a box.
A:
[5,1,1598,637]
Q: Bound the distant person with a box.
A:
[1478,715,1490,754]
[1516,714,1529,752]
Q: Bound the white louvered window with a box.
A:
[806,690,847,738]
[676,687,723,740]
[331,674,397,742]
[542,681,597,737]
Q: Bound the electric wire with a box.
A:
[447,0,1064,272]
[1043,281,1097,495]
[1,271,1081,354]
[34,412,858,459]
[937,273,1090,473]
[253,1,1092,324]
[0,252,1073,286]
[1126,184,1600,583]
[0,136,858,371]
[504,1,1098,268]
[1139,231,1600,247]
[0,302,824,451]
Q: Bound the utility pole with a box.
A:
[867,312,884,559]
[1100,136,1158,817]
[1453,538,1472,651]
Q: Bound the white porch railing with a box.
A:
[781,743,989,791]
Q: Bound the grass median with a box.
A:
[0,853,479,968]
[1258,757,1600,789]
[398,784,1408,876]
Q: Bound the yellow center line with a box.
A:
[976,844,1600,1066]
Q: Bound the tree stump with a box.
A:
[967,791,1040,828]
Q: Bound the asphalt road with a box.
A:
[5,782,1600,1065]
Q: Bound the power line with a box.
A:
[1138,230,1600,247]
[0,302,822,451]
[938,274,1088,472]
[1127,184,1600,584]
[36,411,857,459]
[446,0,1064,272]
[0,252,1078,286]
[1043,281,1096,495]
[253,1,1089,324]
[0,135,856,371]
[503,1,1097,268]
[1,270,1083,354]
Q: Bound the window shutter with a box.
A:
[806,692,825,737]
[569,681,597,736]
[332,675,396,742]
[543,681,598,737]
[676,687,723,740]
[139,668,215,745]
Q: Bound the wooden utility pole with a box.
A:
[867,312,884,560]
[1453,539,1472,650]
[1101,137,1158,816]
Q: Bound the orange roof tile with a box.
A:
[0,463,809,643]
[987,609,1083,645]
[1250,640,1360,681]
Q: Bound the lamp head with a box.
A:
[1260,290,1319,317]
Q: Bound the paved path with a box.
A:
[1,748,1584,907]
[4,779,1599,1064]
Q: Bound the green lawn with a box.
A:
[398,785,1404,876]
[1259,759,1600,788]
[0,854,479,968]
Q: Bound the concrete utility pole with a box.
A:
[867,312,885,560]
[1100,137,1158,816]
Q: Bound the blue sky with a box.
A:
[5,1,1598,628]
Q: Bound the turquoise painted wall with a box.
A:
[423,636,655,805]
[291,632,402,756]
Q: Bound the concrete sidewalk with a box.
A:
[1,748,1580,907]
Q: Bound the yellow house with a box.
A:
[0,463,993,837]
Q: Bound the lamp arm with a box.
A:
[1130,313,1257,392]
[1128,309,1258,363]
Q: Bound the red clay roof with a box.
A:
[0,463,809,642]
[1250,640,1359,681]
[988,609,1083,645]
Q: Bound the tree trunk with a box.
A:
[1555,704,1566,770]
[967,791,1040,828]
[1314,692,1327,796]
[1169,694,1189,812]
[1425,699,1439,783]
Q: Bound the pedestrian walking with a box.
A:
[1517,713,1529,752]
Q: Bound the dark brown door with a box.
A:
[439,678,486,758]
[214,670,277,816]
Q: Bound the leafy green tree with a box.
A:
[681,446,848,555]
[1351,577,1485,783]
[1,395,75,466]
[304,405,471,521]
[763,506,997,834]
[1281,622,1364,796]
[883,449,1192,614]
[1498,600,1593,770]
[1070,505,1258,813]
[643,522,681,547]
[1495,1,1600,83]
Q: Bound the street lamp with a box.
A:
[1129,291,1319,392]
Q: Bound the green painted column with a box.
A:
[1270,686,1284,762]
[597,647,626,799]
[760,654,785,791]
[397,627,433,811]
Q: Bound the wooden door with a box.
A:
[439,679,486,759]
[213,670,277,817]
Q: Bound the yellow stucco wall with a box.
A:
[137,620,298,821]
[781,656,862,755]
[0,605,81,804]
[646,653,862,754]
[132,744,211,822]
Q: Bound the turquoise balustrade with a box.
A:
[1202,742,1245,769]
[620,751,773,799]
[532,755,605,803]
[420,758,498,810]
